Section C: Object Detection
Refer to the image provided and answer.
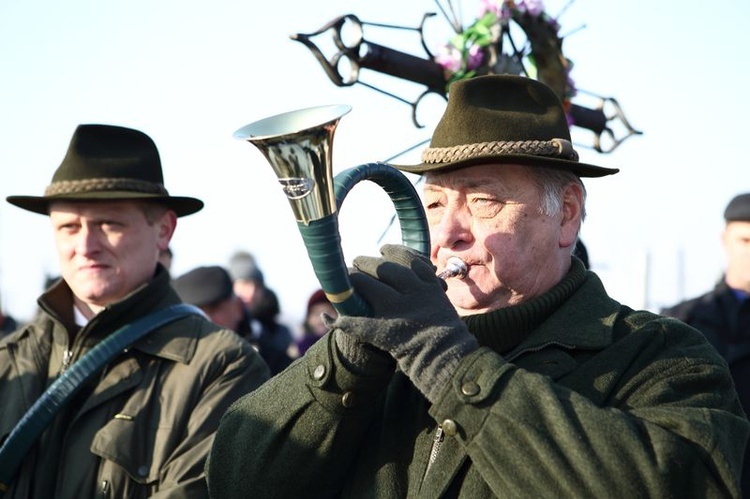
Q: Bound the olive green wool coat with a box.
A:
[207,266,749,498]
[0,267,270,498]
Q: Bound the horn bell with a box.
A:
[234,104,351,225]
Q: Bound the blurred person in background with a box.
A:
[228,250,293,374]
[173,265,245,330]
[292,288,337,357]
[174,264,293,373]
[662,192,750,496]
[249,287,294,373]
[229,250,266,315]
[0,293,19,339]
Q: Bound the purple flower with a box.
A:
[517,0,545,16]
[467,44,485,70]
[479,0,502,16]
[480,0,513,21]
[435,45,463,73]
[567,75,577,98]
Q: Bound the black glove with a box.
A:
[330,244,479,402]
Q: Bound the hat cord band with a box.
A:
[44,178,169,196]
[421,138,578,164]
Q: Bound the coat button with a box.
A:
[442,419,458,436]
[461,381,480,396]
[313,364,326,380]
[138,465,148,477]
[341,391,356,408]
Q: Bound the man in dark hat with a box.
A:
[661,192,750,496]
[0,124,269,497]
[175,265,296,374]
[207,76,748,497]
[173,265,246,331]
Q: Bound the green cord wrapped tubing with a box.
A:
[298,215,371,317]
[0,304,204,493]
[298,162,430,318]
[334,163,430,256]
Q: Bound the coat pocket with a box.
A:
[91,414,174,484]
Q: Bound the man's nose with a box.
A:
[431,205,473,249]
[75,224,102,255]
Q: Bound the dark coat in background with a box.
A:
[239,287,294,375]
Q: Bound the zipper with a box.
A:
[425,425,445,476]
[61,349,74,373]
[99,480,110,498]
[420,341,576,481]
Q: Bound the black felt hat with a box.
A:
[6,124,203,217]
[394,75,619,178]
[173,266,234,307]
[724,193,750,222]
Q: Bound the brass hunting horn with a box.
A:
[234,105,431,317]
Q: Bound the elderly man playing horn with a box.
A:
[207,75,748,497]
[0,124,269,497]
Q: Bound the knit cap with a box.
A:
[724,193,750,222]
[228,251,265,284]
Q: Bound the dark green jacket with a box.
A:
[0,266,270,498]
[661,279,750,496]
[207,266,749,498]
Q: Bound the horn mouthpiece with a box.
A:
[437,256,468,280]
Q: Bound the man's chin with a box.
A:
[448,286,507,315]
[448,292,485,315]
[70,286,116,307]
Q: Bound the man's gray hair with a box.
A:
[526,166,587,223]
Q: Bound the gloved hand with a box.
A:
[330,244,479,402]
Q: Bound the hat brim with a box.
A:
[393,154,619,178]
[6,192,204,217]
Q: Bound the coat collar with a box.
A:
[38,265,200,364]
[507,271,620,360]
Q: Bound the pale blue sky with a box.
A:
[1,0,749,326]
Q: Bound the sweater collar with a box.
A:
[463,257,588,354]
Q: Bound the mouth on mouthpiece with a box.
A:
[438,256,468,280]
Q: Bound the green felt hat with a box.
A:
[394,75,619,178]
[7,124,203,217]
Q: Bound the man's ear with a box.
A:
[158,210,178,248]
[559,182,584,249]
